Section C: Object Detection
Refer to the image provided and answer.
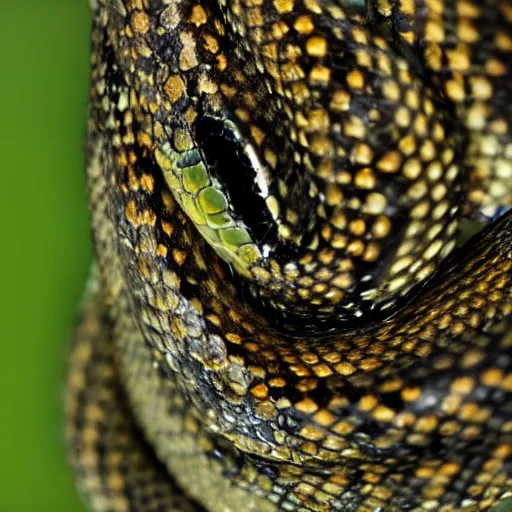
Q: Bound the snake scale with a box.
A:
[66,0,512,510]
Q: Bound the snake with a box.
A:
[65,0,512,510]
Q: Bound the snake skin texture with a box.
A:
[66,0,512,510]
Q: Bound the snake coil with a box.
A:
[66,0,512,510]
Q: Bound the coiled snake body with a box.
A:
[66,0,512,510]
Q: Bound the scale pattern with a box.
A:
[66,0,512,510]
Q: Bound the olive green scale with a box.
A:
[157,144,262,275]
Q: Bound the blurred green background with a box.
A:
[1,2,91,510]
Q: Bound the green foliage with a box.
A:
[493,498,512,512]
[0,2,91,510]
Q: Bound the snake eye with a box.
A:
[160,115,280,276]
[194,116,277,245]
